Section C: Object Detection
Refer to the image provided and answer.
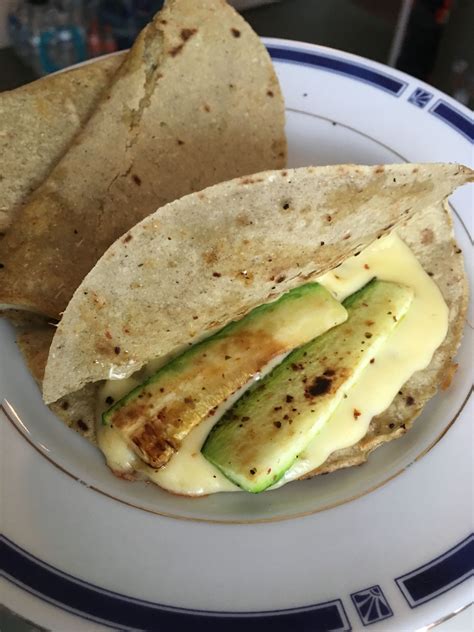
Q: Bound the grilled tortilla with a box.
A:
[0,0,286,319]
[16,194,468,485]
[42,163,472,405]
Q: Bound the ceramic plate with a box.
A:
[1,39,473,631]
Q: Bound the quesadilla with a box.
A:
[0,0,286,319]
[37,163,471,495]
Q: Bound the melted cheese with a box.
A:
[96,233,448,495]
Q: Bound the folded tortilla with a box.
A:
[0,0,286,319]
[42,163,472,405]
[17,189,469,479]
[0,54,124,234]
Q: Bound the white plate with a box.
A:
[1,39,473,631]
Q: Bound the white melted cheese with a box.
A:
[96,233,448,495]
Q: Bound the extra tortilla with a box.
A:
[17,195,468,480]
[43,163,472,405]
[0,0,286,319]
[0,53,124,233]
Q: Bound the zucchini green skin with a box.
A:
[201,280,414,493]
[103,282,347,469]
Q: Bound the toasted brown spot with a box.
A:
[421,228,434,245]
[170,44,184,57]
[212,272,221,278]
[441,362,458,390]
[267,90,274,97]
[123,234,133,243]
[181,28,197,41]
[375,165,385,173]
[61,401,69,410]
[203,103,211,112]
[105,330,112,340]
[249,468,256,475]
[286,395,294,403]
[273,421,282,428]
[405,395,415,406]
[353,409,361,419]
[132,174,141,186]
[177,139,185,146]
[76,419,88,432]
[231,27,241,37]
[114,346,121,355]
[204,249,218,264]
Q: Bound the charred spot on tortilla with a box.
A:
[181,28,197,41]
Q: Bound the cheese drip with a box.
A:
[96,233,448,495]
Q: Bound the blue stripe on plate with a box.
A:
[1,536,351,631]
[267,45,407,96]
[429,100,474,143]
[395,534,474,608]
[268,46,472,142]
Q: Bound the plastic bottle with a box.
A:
[87,18,102,57]
[7,0,30,63]
[102,24,117,54]
[28,0,54,75]
[52,1,86,71]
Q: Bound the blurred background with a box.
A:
[0,0,472,104]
